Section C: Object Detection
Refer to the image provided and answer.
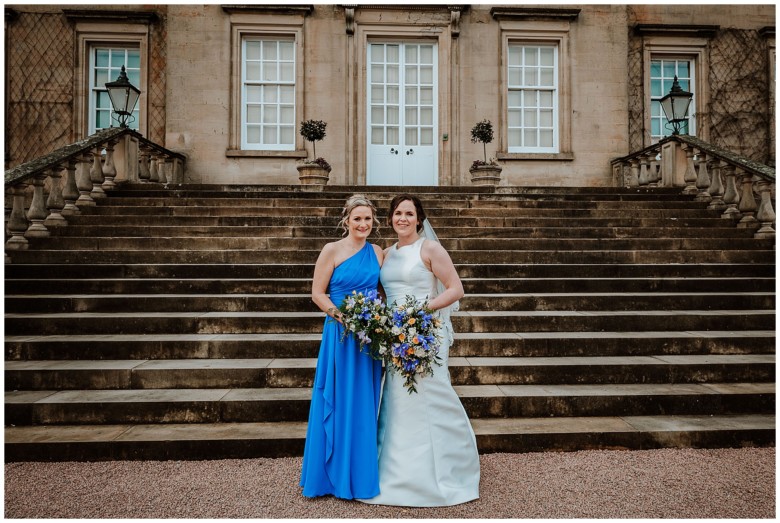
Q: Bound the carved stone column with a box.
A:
[650,155,662,186]
[102,139,118,190]
[139,148,152,182]
[61,159,81,215]
[44,165,67,227]
[90,147,107,199]
[5,182,30,251]
[736,172,758,228]
[149,153,159,183]
[156,156,168,184]
[638,155,650,186]
[25,172,50,238]
[76,153,96,207]
[694,151,711,203]
[706,159,726,211]
[754,179,776,239]
[721,163,741,220]
[681,144,698,195]
[629,159,640,187]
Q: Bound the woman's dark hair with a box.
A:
[387,194,426,233]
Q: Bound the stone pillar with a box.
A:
[5,182,30,251]
[681,144,698,195]
[149,153,159,183]
[90,147,107,199]
[721,164,741,220]
[61,159,81,215]
[102,139,118,190]
[44,165,68,227]
[76,153,97,207]
[139,148,152,182]
[638,155,650,186]
[694,151,711,203]
[25,172,50,238]
[754,179,776,239]
[736,172,758,228]
[157,156,168,184]
[706,159,726,211]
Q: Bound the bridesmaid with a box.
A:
[299,194,385,499]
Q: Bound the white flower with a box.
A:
[391,326,402,335]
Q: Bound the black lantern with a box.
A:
[659,75,693,135]
[105,65,140,128]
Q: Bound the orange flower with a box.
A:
[412,336,419,344]
[408,318,416,325]
[398,333,406,342]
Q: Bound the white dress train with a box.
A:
[359,237,480,507]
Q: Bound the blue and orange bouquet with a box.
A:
[336,289,390,360]
[385,295,443,394]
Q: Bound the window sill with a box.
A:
[497,152,575,161]
[226,149,308,158]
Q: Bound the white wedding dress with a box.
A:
[359,237,480,507]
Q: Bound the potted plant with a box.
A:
[297,119,332,185]
[469,119,502,186]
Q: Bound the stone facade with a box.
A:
[4,4,775,186]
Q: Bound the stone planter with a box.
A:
[469,165,502,186]
[297,164,330,185]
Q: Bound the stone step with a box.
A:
[5,277,773,295]
[5,310,774,336]
[49,225,755,240]
[62,214,740,228]
[7,249,774,265]
[5,383,774,426]
[6,263,774,280]
[78,205,719,218]
[4,414,774,461]
[6,292,774,314]
[6,331,774,360]
[4,355,774,390]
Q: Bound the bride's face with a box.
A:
[348,205,374,240]
[391,199,419,237]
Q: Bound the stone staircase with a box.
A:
[4,184,775,461]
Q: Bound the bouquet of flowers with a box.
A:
[335,289,390,360]
[385,295,443,394]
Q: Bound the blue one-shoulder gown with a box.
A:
[300,243,383,499]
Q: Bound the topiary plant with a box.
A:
[470,119,496,167]
[299,119,327,160]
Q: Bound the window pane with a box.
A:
[540,47,554,66]
[405,127,418,146]
[279,41,294,61]
[539,91,553,107]
[95,70,109,88]
[387,126,398,145]
[540,68,554,87]
[246,41,261,60]
[420,107,432,125]
[508,109,521,127]
[508,68,522,86]
[387,65,399,84]
[126,51,140,69]
[263,87,277,103]
[405,66,417,84]
[540,129,553,147]
[263,63,277,82]
[371,85,384,103]
[663,61,676,78]
[678,61,689,76]
[371,65,384,83]
[651,79,663,97]
[262,126,277,144]
[651,118,661,136]
[280,62,294,82]
[386,45,399,63]
[508,46,521,66]
[263,106,277,124]
[419,87,432,104]
[247,126,261,143]
[420,66,433,84]
[420,128,433,145]
[405,45,418,64]
[405,107,418,125]
[246,86,262,103]
[371,126,384,145]
[280,106,294,124]
[127,71,140,87]
[387,86,399,104]
[524,109,537,127]
[524,69,538,86]
[371,106,384,124]
[279,86,294,103]
[420,45,433,64]
[650,61,661,77]
[96,110,111,128]
[280,126,294,144]
[508,90,521,107]
[540,109,553,127]
[263,41,277,60]
[651,101,662,117]
[247,106,262,123]
[508,128,521,147]
[96,49,109,67]
[524,129,537,147]
[110,51,126,68]
[526,47,538,66]
[246,63,261,82]
[387,106,399,125]
[97,91,111,108]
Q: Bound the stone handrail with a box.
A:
[5,128,186,259]
[611,135,775,240]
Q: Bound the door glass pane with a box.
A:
[371,126,384,145]
[419,87,433,104]
[371,106,384,124]
[405,107,418,125]
[420,128,433,146]
[420,107,432,125]
[405,87,417,104]
[387,106,399,125]
[405,128,418,146]
[387,127,399,145]
[371,86,383,103]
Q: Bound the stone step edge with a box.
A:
[4,354,775,372]
[4,414,775,444]
[6,330,775,343]
[6,382,775,406]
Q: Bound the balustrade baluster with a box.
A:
[157,156,168,184]
[173,158,184,184]
[737,172,759,228]
[754,179,776,239]
[638,155,650,186]
[707,159,726,211]
[650,155,662,186]
[139,148,152,182]
[61,159,80,215]
[149,153,159,183]
[76,153,96,207]
[44,165,67,227]
[102,139,118,190]
[681,144,698,195]
[25,172,50,238]
[721,163,741,220]
[694,151,711,202]
[629,159,640,187]
[5,182,30,252]
[89,147,107,199]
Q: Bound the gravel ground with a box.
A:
[4,448,775,519]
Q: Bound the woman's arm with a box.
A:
[422,240,464,311]
[311,242,342,322]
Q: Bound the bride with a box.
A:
[359,194,480,507]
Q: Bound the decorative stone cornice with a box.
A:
[490,7,580,22]
[221,5,314,16]
[62,9,159,25]
[633,24,719,38]
[340,4,467,37]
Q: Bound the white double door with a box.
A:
[367,42,438,186]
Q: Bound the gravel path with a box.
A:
[5,447,775,519]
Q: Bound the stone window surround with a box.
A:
[225,8,308,158]
[495,22,574,162]
[636,25,718,148]
[66,10,154,141]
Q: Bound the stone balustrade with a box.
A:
[4,128,186,261]
[611,134,776,239]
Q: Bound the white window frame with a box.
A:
[649,56,697,141]
[88,46,141,135]
[240,37,296,151]
[507,43,559,153]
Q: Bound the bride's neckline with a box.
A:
[395,237,423,250]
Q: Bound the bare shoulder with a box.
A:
[421,238,448,258]
[371,243,384,262]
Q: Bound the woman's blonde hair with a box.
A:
[338,194,380,237]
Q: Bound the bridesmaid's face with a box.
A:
[391,199,419,237]
[348,205,374,240]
